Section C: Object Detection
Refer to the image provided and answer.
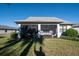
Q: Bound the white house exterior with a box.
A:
[72,24,79,33]
[15,17,73,38]
[0,25,17,34]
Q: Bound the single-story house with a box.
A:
[0,25,18,34]
[72,24,79,33]
[15,17,73,38]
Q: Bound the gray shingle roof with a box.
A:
[26,17,64,22]
[72,24,79,27]
[60,20,74,25]
[15,17,73,25]
[15,17,64,23]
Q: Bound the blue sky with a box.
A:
[0,3,79,27]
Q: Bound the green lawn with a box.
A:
[0,34,79,56]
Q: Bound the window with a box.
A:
[5,29,7,32]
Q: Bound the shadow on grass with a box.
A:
[0,38,21,51]
[20,39,34,56]
[0,32,45,56]
[21,39,31,47]
[0,36,45,56]
[0,46,20,56]
[34,46,45,56]
[34,36,45,56]
[20,36,45,56]
[5,48,17,56]
[0,36,5,38]
[0,48,8,56]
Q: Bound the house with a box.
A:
[72,24,79,33]
[15,17,73,38]
[0,25,18,34]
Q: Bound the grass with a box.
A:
[0,34,79,56]
[43,38,79,56]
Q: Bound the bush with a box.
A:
[10,32,18,39]
[62,28,78,37]
[78,34,79,38]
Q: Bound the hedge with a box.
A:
[62,28,78,37]
[61,36,79,41]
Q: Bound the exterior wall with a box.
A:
[72,27,79,33]
[57,24,60,38]
[41,25,57,35]
[60,25,72,36]
[0,30,5,34]
[20,24,58,37]
[0,29,16,34]
[29,25,38,30]
[7,30,16,33]
[67,25,72,29]
[18,23,72,38]
[60,25,71,31]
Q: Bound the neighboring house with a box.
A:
[72,24,79,33]
[15,17,73,38]
[0,25,18,34]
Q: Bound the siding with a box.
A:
[0,30,5,34]
[0,29,16,34]
[73,28,79,33]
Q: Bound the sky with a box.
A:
[0,3,79,27]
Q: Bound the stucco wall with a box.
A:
[0,30,5,34]
[18,23,72,38]
[60,25,72,30]
[73,28,79,33]
[0,29,16,34]
[60,25,72,36]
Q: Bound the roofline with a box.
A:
[15,21,64,24]
[15,20,64,24]
[0,28,18,30]
[15,17,74,25]
[60,23,74,25]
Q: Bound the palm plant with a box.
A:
[0,27,45,56]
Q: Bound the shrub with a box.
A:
[10,32,18,39]
[78,34,79,38]
[62,28,78,37]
